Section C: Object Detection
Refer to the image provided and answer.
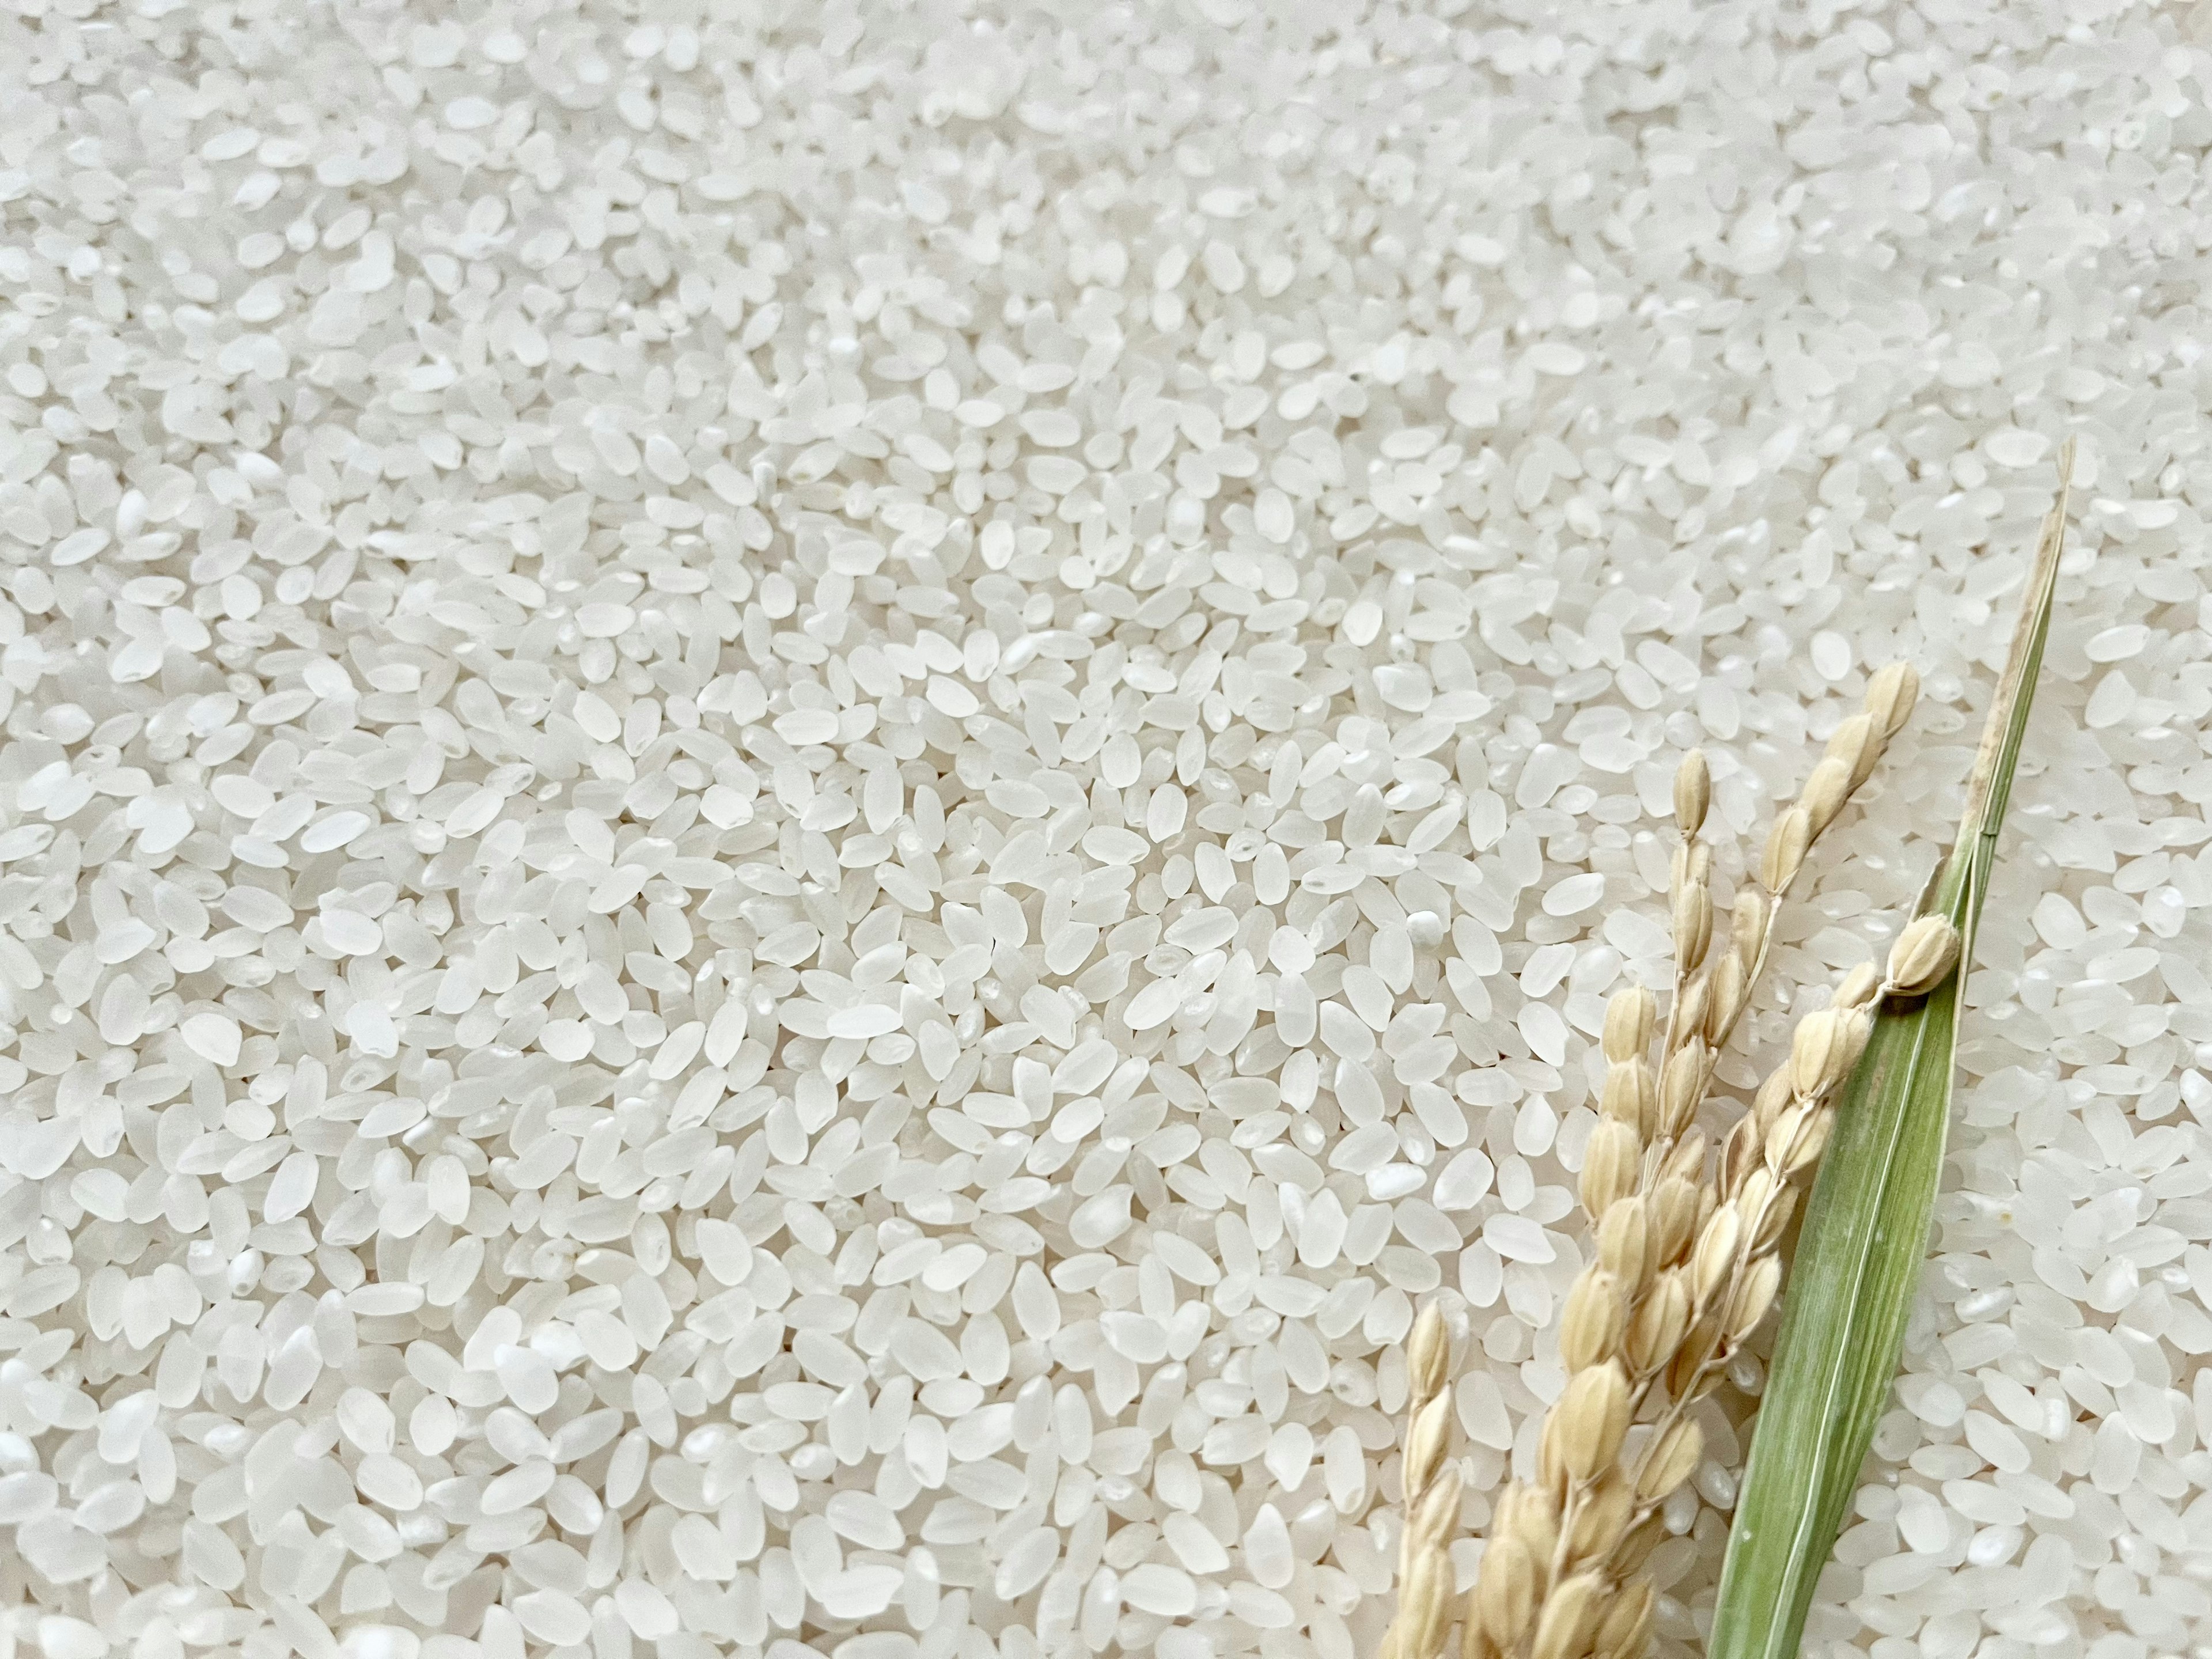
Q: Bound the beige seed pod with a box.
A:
[1659,1042,1706,1139]
[1596,1198,1649,1291]
[1733,1166,1777,1234]
[1600,1059,1655,1141]
[1408,1300,1452,1409]
[1751,1063,1793,1132]
[1635,1416,1704,1502]
[1728,1253,1783,1341]
[1865,660,1921,739]
[1556,1361,1631,1480]
[1732,888,1770,969]
[1626,1269,1690,1377]
[1886,913,1961,998]
[1702,951,1744,1044]
[1825,711,1881,790]
[1650,1177,1700,1266]
[1538,1413,1567,1496]
[1602,985,1656,1064]
[1661,1328,1713,1397]
[1461,1614,1499,1659]
[1673,748,1710,838]
[1744,1197,1790,1270]
[1530,1572,1605,1659]
[1673,972,1711,1049]
[1579,1120,1640,1220]
[1404,1391,1455,1498]
[1611,1510,1667,1577]
[1661,1124,1707,1188]
[1559,1267,1626,1372]
[1565,1472,1634,1564]
[1840,1006,1874,1074]
[1820,1010,1869,1093]
[1756,1104,1802,1174]
[1475,1531,1539,1647]
[1750,1182,1798,1252]
[1798,755,1854,836]
[1672,878,1712,973]
[1402,1544,1452,1659]
[1789,1008,1841,1099]
[1722,1111,1764,1196]
[1778,1104,1833,1176]
[1413,1463,1464,1546]
[1691,1201,1743,1305]
[1673,1324,1727,1394]
[1420,1593,1456,1659]
[1593,1579,1656,1659]
[1671,837,1712,903]
[1836,959,1881,1009]
[1760,805,1812,892]
[1504,1480,1560,1569]
[1690,1354,1725,1407]
[1487,1482,1528,1548]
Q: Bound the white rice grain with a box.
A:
[2,5,2207,1659]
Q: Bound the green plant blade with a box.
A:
[1710,445,2075,1659]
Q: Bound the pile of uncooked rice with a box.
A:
[2,3,2209,1659]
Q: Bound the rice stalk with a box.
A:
[1709,441,2078,1659]
[1390,654,1931,1659]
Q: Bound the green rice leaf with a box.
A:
[1709,441,2077,1659]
